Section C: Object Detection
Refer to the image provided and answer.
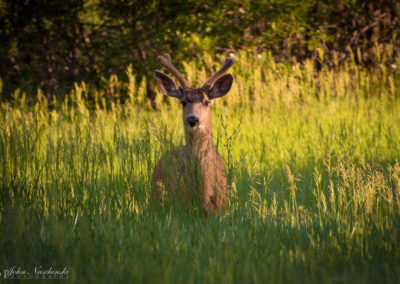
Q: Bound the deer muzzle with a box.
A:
[186,116,199,127]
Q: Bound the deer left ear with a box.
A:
[154,70,183,98]
[208,74,233,99]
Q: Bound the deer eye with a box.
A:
[180,101,187,107]
[204,100,210,106]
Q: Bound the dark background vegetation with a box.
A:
[1,0,399,100]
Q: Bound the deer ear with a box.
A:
[154,70,183,98]
[208,74,233,99]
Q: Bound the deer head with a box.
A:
[154,54,234,142]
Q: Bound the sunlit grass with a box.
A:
[1,51,400,283]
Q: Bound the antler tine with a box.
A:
[202,57,235,91]
[164,54,171,63]
[157,54,190,89]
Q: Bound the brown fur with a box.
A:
[152,55,234,215]
[151,144,227,214]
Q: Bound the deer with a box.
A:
[151,54,234,215]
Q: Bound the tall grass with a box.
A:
[1,51,400,283]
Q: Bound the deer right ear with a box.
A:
[208,74,233,99]
[154,70,183,98]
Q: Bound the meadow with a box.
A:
[1,50,400,283]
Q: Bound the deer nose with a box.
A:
[187,116,199,127]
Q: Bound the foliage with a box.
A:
[1,51,400,282]
[1,0,399,98]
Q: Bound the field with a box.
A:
[1,51,400,283]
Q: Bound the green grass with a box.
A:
[1,51,400,283]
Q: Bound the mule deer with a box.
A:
[151,54,234,215]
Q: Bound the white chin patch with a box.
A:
[197,125,207,132]
[188,124,208,134]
